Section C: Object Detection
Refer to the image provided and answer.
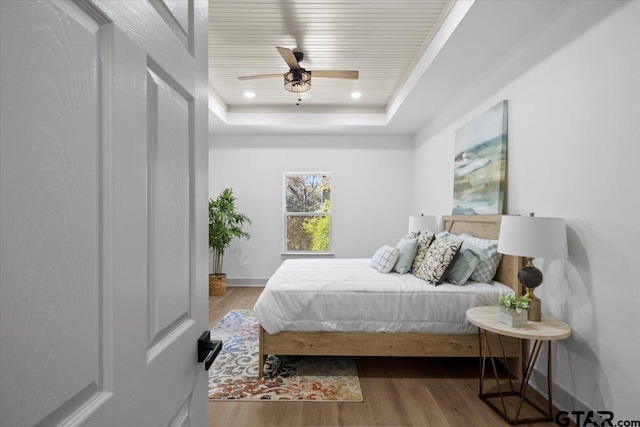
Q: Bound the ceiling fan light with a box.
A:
[350,91,362,99]
[243,91,256,99]
[284,70,311,93]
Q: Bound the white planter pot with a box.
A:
[499,307,528,327]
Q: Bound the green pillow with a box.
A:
[393,237,419,274]
[444,246,485,285]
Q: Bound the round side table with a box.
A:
[466,306,571,425]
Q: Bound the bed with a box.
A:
[255,214,524,377]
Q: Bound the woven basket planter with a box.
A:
[209,274,226,296]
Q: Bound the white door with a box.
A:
[0,0,210,425]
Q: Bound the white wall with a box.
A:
[413,1,639,419]
[209,134,414,282]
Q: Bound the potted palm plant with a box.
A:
[209,188,251,296]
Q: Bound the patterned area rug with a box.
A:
[208,309,363,401]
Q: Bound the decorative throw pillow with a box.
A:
[436,231,460,240]
[418,238,462,284]
[370,245,400,273]
[411,230,435,274]
[444,246,485,285]
[403,231,420,239]
[459,233,502,283]
[393,237,419,274]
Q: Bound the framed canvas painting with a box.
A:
[453,100,507,215]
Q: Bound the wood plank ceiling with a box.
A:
[208,0,454,113]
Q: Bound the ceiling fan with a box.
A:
[237,47,359,94]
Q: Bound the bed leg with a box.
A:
[259,325,265,378]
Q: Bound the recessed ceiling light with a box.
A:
[243,91,256,99]
[350,91,362,99]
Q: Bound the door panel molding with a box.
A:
[95,0,196,97]
[0,0,209,424]
[148,0,191,52]
[168,395,192,427]
[101,23,148,392]
[147,316,194,363]
[0,1,106,424]
[146,67,192,343]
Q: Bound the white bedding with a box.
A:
[255,258,514,335]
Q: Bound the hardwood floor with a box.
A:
[208,286,574,427]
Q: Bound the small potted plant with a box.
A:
[498,294,531,327]
[209,188,251,296]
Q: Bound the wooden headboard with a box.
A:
[442,214,523,296]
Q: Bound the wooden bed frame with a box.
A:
[258,214,524,377]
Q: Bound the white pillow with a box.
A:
[371,245,400,273]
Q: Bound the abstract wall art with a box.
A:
[453,100,508,215]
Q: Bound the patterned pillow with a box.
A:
[459,233,502,283]
[436,231,459,240]
[403,231,420,239]
[370,245,400,273]
[393,237,419,274]
[418,238,463,284]
[411,230,435,274]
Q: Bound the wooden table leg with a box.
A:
[258,326,265,377]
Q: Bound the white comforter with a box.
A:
[254,258,514,335]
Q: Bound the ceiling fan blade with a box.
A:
[237,74,283,81]
[276,46,300,70]
[311,70,359,79]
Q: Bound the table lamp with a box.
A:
[497,213,568,321]
[408,214,439,234]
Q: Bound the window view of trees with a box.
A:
[284,173,331,252]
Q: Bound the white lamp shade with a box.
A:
[498,216,568,258]
[408,215,439,233]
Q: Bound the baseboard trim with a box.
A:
[529,369,600,425]
[226,278,268,286]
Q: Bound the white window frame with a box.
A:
[282,172,333,255]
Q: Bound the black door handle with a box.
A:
[197,331,222,370]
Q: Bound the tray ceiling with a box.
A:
[208,0,454,114]
[207,0,570,134]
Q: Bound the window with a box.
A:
[283,173,331,253]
